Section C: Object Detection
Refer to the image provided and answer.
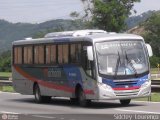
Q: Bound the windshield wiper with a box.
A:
[114,52,120,79]
[125,51,138,77]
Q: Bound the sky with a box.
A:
[133,0,160,15]
[0,0,159,23]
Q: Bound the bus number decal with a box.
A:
[48,68,62,78]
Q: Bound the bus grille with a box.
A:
[113,79,138,86]
[114,89,139,96]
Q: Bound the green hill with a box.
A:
[126,10,155,29]
[0,19,84,53]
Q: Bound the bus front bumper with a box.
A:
[97,81,151,100]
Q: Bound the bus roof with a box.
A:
[12,32,144,46]
[44,29,107,38]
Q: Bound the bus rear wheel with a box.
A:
[78,88,90,107]
[34,84,51,103]
[120,99,131,106]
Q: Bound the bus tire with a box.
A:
[34,84,51,103]
[70,98,78,104]
[78,88,90,107]
[120,99,131,106]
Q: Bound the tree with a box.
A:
[140,12,160,67]
[143,12,160,64]
[75,0,140,32]
[0,50,11,72]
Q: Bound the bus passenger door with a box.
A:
[81,45,96,98]
[82,45,96,79]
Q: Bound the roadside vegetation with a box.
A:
[0,50,11,72]
[134,93,160,102]
[150,68,159,74]
[0,86,14,92]
[0,72,11,78]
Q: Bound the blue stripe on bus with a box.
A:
[102,74,149,88]
[63,65,82,87]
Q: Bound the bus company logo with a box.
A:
[2,114,8,120]
[69,73,77,77]
[125,85,129,88]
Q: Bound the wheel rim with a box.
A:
[79,91,85,102]
[35,86,40,101]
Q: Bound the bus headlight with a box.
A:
[98,82,113,91]
[141,80,151,88]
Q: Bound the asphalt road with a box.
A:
[0,92,160,120]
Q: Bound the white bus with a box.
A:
[12,30,153,107]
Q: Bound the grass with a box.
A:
[150,68,160,74]
[150,68,160,80]
[134,93,160,102]
[0,86,15,92]
[0,72,11,78]
[150,68,159,74]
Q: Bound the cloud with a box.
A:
[134,0,160,15]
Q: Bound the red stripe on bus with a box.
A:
[38,80,74,93]
[113,86,140,90]
[13,65,94,95]
[84,90,94,94]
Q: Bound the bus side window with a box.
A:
[39,45,44,64]
[63,44,69,64]
[27,46,33,64]
[14,47,22,64]
[34,45,44,64]
[34,46,39,64]
[58,45,63,64]
[46,45,57,64]
[70,44,76,63]
[70,43,81,64]
[75,44,81,63]
[51,45,56,64]
[24,46,28,64]
[46,45,51,64]
[58,44,69,64]
[23,46,33,64]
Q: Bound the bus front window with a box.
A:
[96,40,149,77]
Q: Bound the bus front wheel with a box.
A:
[34,84,51,103]
[78,88,90,107]
[120,99,131,106]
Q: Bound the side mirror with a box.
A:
[87,46,94,61]
[146,44,153,57]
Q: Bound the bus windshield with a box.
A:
[96,40,149,77]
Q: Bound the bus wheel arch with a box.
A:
[33,82,51,103]
[75,84,82,99]
[75,84,90,107]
